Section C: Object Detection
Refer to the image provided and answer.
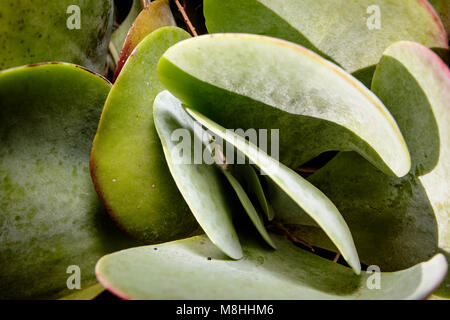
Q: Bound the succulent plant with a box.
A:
[0,0,449,300]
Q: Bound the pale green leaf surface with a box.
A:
[153,91,243,259]
[221,168,276,249]
[157,34,410,177]
[185,106,361,274]
[235,164,274,221]
[204,0,448,78]
[96,233,447,300]
[273,42,450,298]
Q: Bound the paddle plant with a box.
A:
[0,0,449,300]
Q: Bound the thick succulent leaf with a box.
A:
[0,63,136,299]
[204,0,448,81]
[96,233,447,300]
[154,91,274,252]
[59,283,104,300]
[221,167,276,249]
[110,0,143,63]
[0,0,114,73]
[157,34,410,178]
[276,42,450,298]
[185,107,361,274]
[153,91,242,259]
[429,0,450,36]
[233,164,274,221]
[113,0,176,80]
[90,27,199,243]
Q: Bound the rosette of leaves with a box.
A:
[93,28,448,299]
[1,0,449,300]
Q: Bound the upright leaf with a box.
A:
[113,0,176,80]
[110,0,143,63]
[153,91,243,259]
[185,106,361,274]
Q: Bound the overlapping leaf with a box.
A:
[430,0,450,36]
[272,42,450,298]
[154,91,276,253]
[153,91,243,259]
[113,0,176,80]
[0,63,136,299]
[157,33,410,178]
[96,233,447,299]
[204,0,448,84]
[185,106,361,274]
[90,27,199,243]
[110,0,142,63]
[0,0,114,73]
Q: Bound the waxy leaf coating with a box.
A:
[157,34,411,178]
[185,106,361,274]
[204,0,448,83]
[154,91,275,253]
[273,42,450,298]
[90,27,199,243]
[0,0,114,73]
[153,91,243,259]
[96,233,447,300]
[0,63,135,299]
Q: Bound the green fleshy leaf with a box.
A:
[221,166,276,249]
[90,27,199,243]
[96,233,447,300]
[429,0,450,36]
[153,91,242,259]
[58,283,104,300]
[110,0,143,63]
[234,164,274,221]
[184,106,361,274]
[113,0,176,80]
[0,63,136,299]
[154,91,275,252]
[0,0,114,73]
[157,33,410,178]
[274,42,450,298]
[204,0,448,79]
